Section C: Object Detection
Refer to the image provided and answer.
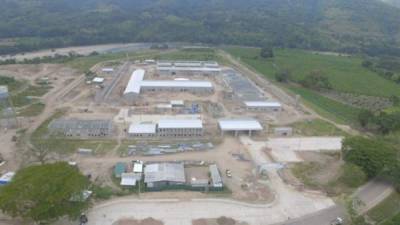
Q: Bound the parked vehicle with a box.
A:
[225,169,232,178]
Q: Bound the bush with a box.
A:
[92,185,114,200]
[339,163,367,188]
[300,70,332,91]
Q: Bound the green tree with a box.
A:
[358,110,374,128]
[275,70,291,83]
[300,70,332,90]
[342,136,397,178]
[260,46,274,58]
[0,162,89,223]
[339,163,367,188]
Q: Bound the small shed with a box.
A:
[92,77,105,83]
[120,173,137,186]
[114,162,126,178]
[274,127,293,136]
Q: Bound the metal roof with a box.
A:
[144,163,185,183]
[158,119,203,129]
[209,165,223,187]
[218,118,263,131]
[245,101,282,107]
[124,69,145,94]
[170,100,184,106]
[0,86,8,93]
[157,67,221,72]
[128,123,157,134]
[141,80,213,88]
[92,77,104,83]
[157,60,221,72]
[114,163,126,177]
[133,163,143,173]
[120,173,137,186]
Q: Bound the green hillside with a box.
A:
[0,0,400,56]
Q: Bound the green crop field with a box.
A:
[225,47,400,97]
[223,47,400,124]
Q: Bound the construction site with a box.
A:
[0,52,347,225]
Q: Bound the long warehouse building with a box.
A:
[157,61,221,76]
[124,69,213,103]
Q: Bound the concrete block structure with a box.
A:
[218,118,263,137]
[274,127,293,136]
[123,69,213,104]
[157,61,221,76]
[244,101,282,112]
[157,119,203,137]
[144,163,186,189]
[0,86,8,100]
[48,119,113,137]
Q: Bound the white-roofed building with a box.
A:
[92,77,105,83]
[0,86,8,100]
[123,69,145,103]
[123,69,213,104]
[157,60,221,76]
[218,118,263,137]
[140,80,213,93]
[158,119,203,137]
[101,68,114,73]
[120,173,138,186]
[144,163,186,189]
[128,123,157,137]
[244,101,282,112]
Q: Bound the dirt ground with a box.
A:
[113,218,163,225]
[297,151,343,185]
[0,53,341,209]
[192,217,248,225]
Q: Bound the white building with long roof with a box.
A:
[123,69,213,103]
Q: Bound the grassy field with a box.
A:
[225,47,400,97]
[288,86,362,124]
[367,192,400,224]
[224,47,379,124]
[18,102,45,117]
[291,119,347,136]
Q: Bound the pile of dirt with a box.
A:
[113,217,163,225]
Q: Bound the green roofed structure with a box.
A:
[114,162,126,178]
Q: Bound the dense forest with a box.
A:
[1,0,400,55]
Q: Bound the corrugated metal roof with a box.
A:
[120,173,137,186]
[128,123,157,134]
[124,69,145,94]
[244,101,282,107]
[141,80,212,88]
[218,118,263,131]
[209,165,223,187]
[144,163,185,183]
[158,119,203,129]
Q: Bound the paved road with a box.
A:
[272,206,345,225]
